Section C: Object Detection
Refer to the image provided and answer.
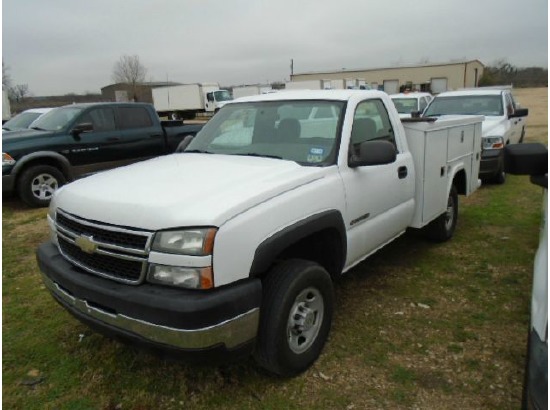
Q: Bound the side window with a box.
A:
[351,99,396,150]
[504,93,514,116]
[418,97,428,112]
[206,92,214,102]
[79,108,116,132]
[118,107,153,129]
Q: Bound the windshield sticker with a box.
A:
[307,147,325,163]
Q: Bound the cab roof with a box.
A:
[231,89,388,103]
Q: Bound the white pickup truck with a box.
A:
[37,90,482,376]
[423,88,529,184]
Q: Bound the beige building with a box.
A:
[290,60,484,94]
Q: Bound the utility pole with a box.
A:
[290,59,294,78]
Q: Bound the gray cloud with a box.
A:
[3,0,548,96]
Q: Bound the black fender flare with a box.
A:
[11,151,73,181]
[249,210,347,277]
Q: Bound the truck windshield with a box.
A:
[30,107,84,131]
[391,98,417,114]
[424,95,503,117]
[186,100,344,166]
[214,90,233,102]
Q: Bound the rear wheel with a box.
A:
[423,185,458,242]
[17,165,66,207]
[254,259,334,377]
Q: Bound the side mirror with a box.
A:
[349,140,397,168]
[71,122,93,137]
[504,143,547,188]
[176,134,195,152]
[510,108,529,118]
[411,110,422,118]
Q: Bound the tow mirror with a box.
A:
[71,122,93,137]
[349,140,397,168]
[509,108,529,118]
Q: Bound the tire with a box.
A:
[423,185,458,242]
[254,259,334,377]
[17,165,66,208]
[492,163,506,185]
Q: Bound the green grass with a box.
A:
[2,169,544,409]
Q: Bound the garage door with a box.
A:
[431,78,448,94]
[383,80,399,94]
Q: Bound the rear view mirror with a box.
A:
[71,122,93,137]
[510,108,529,118]
[349,140,397,168]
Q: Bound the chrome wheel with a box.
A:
[287,287,324,354]
[30,173,59,201]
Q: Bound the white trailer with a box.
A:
[3,88,11,122]
[232,85,273,99]
[152,83,232,119]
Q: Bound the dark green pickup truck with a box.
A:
[2,102,203,207]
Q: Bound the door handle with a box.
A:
[398,166,408,179]
[150,134,163,138]
[106,137,120,141]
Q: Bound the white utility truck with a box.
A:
[152,82,232,119]
[37,90,482,376]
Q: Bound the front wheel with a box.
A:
[17,165,66,207]
[423,185,458,242]
[254,259,334,377]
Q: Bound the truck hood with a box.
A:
[481,116,507,138]
[2,128,56,144]
[54,154,325,230]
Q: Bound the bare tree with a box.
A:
[112,55,147,101]
[9,84,30,102]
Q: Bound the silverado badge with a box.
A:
[75,235,97,254]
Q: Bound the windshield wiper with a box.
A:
[184,149,213,154]
[236,152,283,160]
[30,126,47,131]
[2,127,11,131]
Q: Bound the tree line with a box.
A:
[479,60,548,87]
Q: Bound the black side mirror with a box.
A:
[411,110,422,118]
[71,122,93,137]
[510,108,529,118]
[504,143,547,188]
[349,140,397,168]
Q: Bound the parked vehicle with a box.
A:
[37,90,482,376]
[2,88,11,123]
[390,92,433,119]
[423,87,529,184]
[2,107,53,132]
[504,143,548,410]
[2,102,203,207]
[152,83,232,119]
[232,85,273,99]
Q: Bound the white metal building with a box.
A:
[289,60,485,94]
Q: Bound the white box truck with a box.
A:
[152,83,232,119]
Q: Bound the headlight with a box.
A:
[152,228,217,255]
[148,265,213,289]
[482,136,504,150]
[2,153,16,166]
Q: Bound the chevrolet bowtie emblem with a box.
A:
[75,235,97,254]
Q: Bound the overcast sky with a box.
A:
[2,0,548,96]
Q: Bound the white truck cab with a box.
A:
[37,90,482,376]
[390,92,433,119]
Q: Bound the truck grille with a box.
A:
[54,209,154,284]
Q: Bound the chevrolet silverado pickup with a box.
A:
[2,102,203,207]
[37,90,483,376]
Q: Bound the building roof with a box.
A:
[293,59,484,77]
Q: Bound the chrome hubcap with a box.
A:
[31,174,58,200]
[287,287,324,354]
